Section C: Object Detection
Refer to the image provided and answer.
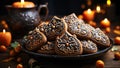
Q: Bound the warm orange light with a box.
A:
[96,6,101,13]
[114,36,120,44]
[21,0,24,4]
[104,18,110,23]
[87,9,92,14]
[83,8,95,21]
[100,18,111,28]
[3,29,6,33]
[12,0,35,8]
[0,29,12,47]
[107,0,111,6]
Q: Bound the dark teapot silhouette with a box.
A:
[6,3,48,39]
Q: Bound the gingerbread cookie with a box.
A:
[90,28,110,47]
[38,16,67,41]
[37,41,55,54]
[64,13,91,39]
[64,13,84,25]
[37,22,48,33]
[23,28,47,51]
[55,31,83,56]
[81,40,98,54]
[85,24,96,32]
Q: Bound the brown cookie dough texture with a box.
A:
[22,13,111,56]
[81,40,98,54]
[64,13,110,47]
[38,16,67,41]
[37,41,55,54]
[55,31,83,56]
[90,28,110,47]
[64,13,91,39]
[23,28,47,51]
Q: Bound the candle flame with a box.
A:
[21,0,24,4]
[3,29,6,33]
[107,0,111,6]
[96,6,101,13]
[87,9,91,13]
[104,18,109,22]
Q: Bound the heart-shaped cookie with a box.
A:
[38,16,67,41]
[23,28,47,51]
[55,31,83,56]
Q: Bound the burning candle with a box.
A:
[0,29,12,47]
[12,0,35,8]
[96,5,101,13]
[94,5,105,23]
[83,9,95,21]
[100,18,110,28]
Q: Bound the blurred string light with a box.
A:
[107,0,111,6]
[96,5,101,13]
[87,0,92,6]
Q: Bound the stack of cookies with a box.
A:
[22,13,111,56]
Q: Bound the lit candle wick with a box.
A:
[104,18,109,22]
[3,29,6,33]
[0,29,12,47]
[96,6,101,13]
[100,18,110,28]
[12,0,35,8]
[87,9,91,14]
[83,8,95,21]
[21,0,24,4]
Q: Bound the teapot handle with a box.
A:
[38,3,49,21]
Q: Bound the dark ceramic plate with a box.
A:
[21,39,113,62]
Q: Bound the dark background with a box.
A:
[0,0,120,16]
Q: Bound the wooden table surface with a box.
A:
[0,46,120,68]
